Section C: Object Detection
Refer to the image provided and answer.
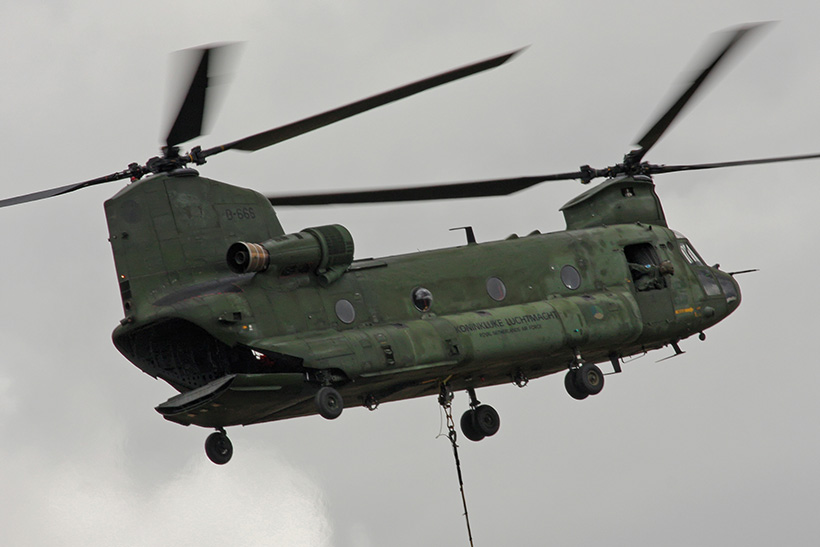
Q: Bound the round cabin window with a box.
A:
[486,277,507,301]
[335,299,356,324]
[560,265,582,290]
[412,287,433,312]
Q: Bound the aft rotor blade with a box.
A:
[267,172,582,205]
[0,170,134,209]
[166,47,212,148]
[165,43,239,148]
[631,23,770,163]
[649,152,820,175]
[203,48,524,157]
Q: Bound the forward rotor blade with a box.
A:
[203,48,524,158]
[632,22,770,163]
[0,170,133,209]
[649,152,820,175]
[267,171,581,206]
[268,148,820,206]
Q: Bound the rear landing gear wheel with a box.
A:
[205,431,233,465]
[315,386,344,420]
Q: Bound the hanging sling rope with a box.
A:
[438,383,475,547]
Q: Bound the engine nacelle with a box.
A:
[227,224,354,285]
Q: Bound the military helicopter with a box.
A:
[2,23,817,465]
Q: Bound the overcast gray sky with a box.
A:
[1,1,819,545]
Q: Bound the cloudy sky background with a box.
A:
[1,1,819,545]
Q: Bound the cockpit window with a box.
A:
[678,240,705,266]
[696,269,721,296]
[718,276,738,303]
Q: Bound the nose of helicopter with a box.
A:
[717,269,742,314]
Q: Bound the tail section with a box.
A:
[105,170,285,320]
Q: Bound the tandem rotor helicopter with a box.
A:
[2,23,816,465]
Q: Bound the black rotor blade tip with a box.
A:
[166,48,211,148]
[632,22,773,162]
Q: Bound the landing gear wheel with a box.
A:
[205,431,233,465]
[315,386,344,420]
[473,404,501,437]
[576,363,604,395]
[565,369,588,400]
[460,409,486,442]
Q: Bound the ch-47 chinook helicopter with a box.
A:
[2,23,818,465]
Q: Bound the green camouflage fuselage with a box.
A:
[105,171,739,428]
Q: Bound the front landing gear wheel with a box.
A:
[576,363,604,395]
[565,369,588,400]
[565,363,605,399]
[315,386,343,420]
[473,404,500,437]
[460,409,485,442]
[205,431,233,465]
[460,404,501,441]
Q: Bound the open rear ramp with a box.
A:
[156,372,314,427]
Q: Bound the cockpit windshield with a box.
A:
[674,232,705,266]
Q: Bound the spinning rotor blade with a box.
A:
[267,172,583,205]
[0,47,521,209]
[275,150,820,206]
[629,22,769,164]
[648,152,820,175]
[166,47,211,148]
[268,23,788,206]
[165,43,240,148]
[200,48,524,157]
[0,170,136,208]
[0,44,234,209]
